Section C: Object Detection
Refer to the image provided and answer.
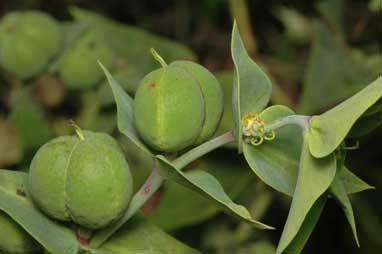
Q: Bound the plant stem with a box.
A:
[264,115,311,133]
[173,130,236,169]
[150,48,167,67]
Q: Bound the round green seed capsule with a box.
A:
[28,131,133,229]
[170,61,224,144]
[58,32,115,90]
[134,66,205,152]
[0,11,61,79]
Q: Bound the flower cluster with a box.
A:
[242,112,275,146]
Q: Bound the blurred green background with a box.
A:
[0,0,381,253]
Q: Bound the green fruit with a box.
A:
[134,66,205,152]
[0,11,61,79]
[28,131,133,229]
[170,61,224,144]
[0,211,42,254]
[58,32,115,89]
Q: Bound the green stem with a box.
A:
[68,120,85,140]
[90,130,235,247]
[150,48,168,67]
[264,115,311,133]
[174,130,236,169]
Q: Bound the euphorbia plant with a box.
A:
[0,21,380,254]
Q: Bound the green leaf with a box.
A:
[231,21,272,152]
[276,135,336,254]
[149,150,252,231]
[99,63,152,157]
[10,90,52,152]
[281,195,327,254]
[92,216,198,254]
[298,21,381,115]
[307,75,382,158]
[243,105,302,196]
[70,7,195,75]
[317,0,344,36]
[341,167,374,194]
[0,169,79,254]
[348,110,382,138]
[156,155,274,230]
[50,21,89,72]
[329,168,360,247]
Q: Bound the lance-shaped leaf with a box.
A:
[10,89,52,151]
[71,7,196,75]
[156,155,274,230]
[298,21,380,115]
[307,75,382,158]
[243,105,302,196]
[330,168,361,247]
[341,167,374,194]
[91,216,198,254]
[231,21,272,153]
[0,169,79,254]
[281,195,327,254]
[348,110,382,138]
[276,135,336,254]
[149,150,252,231]
[99,63,152,157]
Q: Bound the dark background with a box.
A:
[0,1,381,253]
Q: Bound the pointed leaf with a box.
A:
[307,75,382,158]
[99,63,152,157]
[156,155,274,230]
[281,196,327,254]
[277,136,336,254]
[243,105,302,196]
[341,167,374,194]
[0,170,79,254]
[10,90,52,151]
[330,169,360,246]
[71,7,196,75]
[231,21,272,152]
[149,150,252,231]
[298,21,380,115]
[92,216,198,254]
[348,110,382,138]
